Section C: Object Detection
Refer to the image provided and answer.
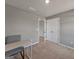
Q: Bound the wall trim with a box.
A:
[58,43,74,49]
[47,40,74,49]
[46,9,74,20]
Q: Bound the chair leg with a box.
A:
[20,50,24,59]
[20,49,29,59]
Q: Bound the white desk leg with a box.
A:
[30,43,32,59]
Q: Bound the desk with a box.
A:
[5,40,32,59]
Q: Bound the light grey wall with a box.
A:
[46,10,74,48]
[60,15,74,47]
[5,5,42,43]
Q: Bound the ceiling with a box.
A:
[5,0,74,17]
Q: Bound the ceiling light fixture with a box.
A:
[45,0,50,4]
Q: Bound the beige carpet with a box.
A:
[15,40,74,59]
[32,40,74,59]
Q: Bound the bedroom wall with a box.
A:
[60,15,74,47]
[5,5,44,43]
[46,10,74,48]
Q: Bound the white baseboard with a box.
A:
[47,40,74,49]
[58,43,74,49]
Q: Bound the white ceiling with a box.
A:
[5,0,74,17]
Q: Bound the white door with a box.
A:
[47,18,60,43]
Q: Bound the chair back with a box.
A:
[5,35,21,44]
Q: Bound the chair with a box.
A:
[5,47,25,59]
[5,35,30,59]
[5,35,21,44]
